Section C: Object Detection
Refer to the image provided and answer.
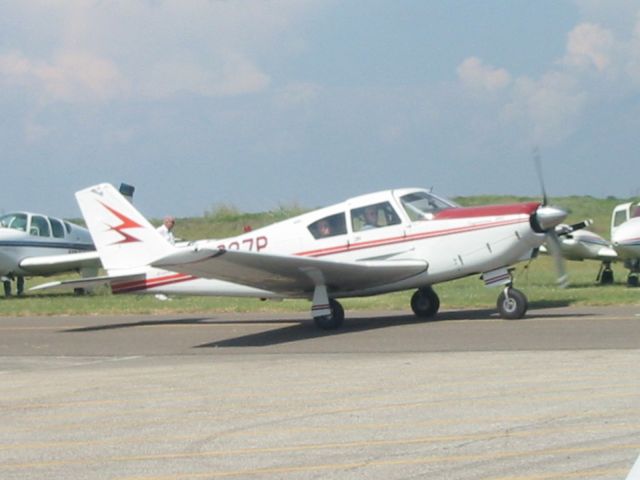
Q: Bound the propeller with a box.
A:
[531,148,569,287]
[555,219,593,237]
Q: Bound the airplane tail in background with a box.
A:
[76,183,174,271]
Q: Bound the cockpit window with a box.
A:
[351,202,401,232]
[49,217,65,238]
[30,215,51,237]
[0,213,28,232]
[613,209,628,228]
[400,191,456,221]
[308,213,347,239]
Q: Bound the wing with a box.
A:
[152,246,428,295]
[19,251,101,275]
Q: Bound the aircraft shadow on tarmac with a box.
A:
[60,301,584,348]
[195,303,584,349]
[63,317,214,332]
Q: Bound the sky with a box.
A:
[2,0,640,218]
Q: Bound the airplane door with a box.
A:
[348,200,407,258]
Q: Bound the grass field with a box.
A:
[2,195,638,317]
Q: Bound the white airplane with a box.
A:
[610,200,640,286]
[0,184,136,294]
[0,211,98,293]
[543,200,640,286]
[34,183,568,329]
[540,220,618,284]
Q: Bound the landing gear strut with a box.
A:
[596,262,614,285]
[496,287,528,319]
[410,286,440,319]
[313,298,344,330]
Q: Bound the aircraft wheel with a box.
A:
[627,274,638,287]
[411,287,440,319]
[497,288,528,320]
[313,299,344,330]
[600,269,614,285]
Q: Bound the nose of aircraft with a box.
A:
[612,218,640,250]
[531,205,568,232]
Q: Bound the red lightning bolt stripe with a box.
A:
[99,201,143,244]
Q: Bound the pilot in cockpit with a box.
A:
[316,219,332,237]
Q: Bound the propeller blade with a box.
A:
[545,231,569,288]
[533,147,548,206]
[567,219,593,232]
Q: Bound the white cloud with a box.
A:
[273,82,322,109]
[562,23,615,71]
[0,50,128,103]
[503,72,587,146]
[142,54,270,99]
[457,57,512,92]
[0,0,324,102]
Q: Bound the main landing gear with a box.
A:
[313,298,345,330]
[410,286,440,318]
[596,261,614,285]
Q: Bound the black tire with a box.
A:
[600,269,614,285]
[313,299,345,330]
[497,288,528,319]
[411,287,440,319]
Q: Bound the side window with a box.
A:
[351,202,401,232]
[613,210,628,228]
[0,213,28,232]
[30,215,51,237]
[308,213,347,239]
[64,222,73,234]
[49,217,65,238]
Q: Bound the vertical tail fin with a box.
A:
[76,183,173,271]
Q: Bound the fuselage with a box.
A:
[0,212,94,276]
[117,189,547,298]
[612,217,640,259]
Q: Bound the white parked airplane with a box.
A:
[610,201,640,285]
[0,211,98,293]
[0,183,135,294]
[34,183,568,329]
[540,220,618,284]
[543,200,640,286]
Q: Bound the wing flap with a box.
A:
[152,246,428,294]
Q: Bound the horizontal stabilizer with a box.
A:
[152,246,428,294]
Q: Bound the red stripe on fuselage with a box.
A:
[433,203,540,219]
[296,216,531,258]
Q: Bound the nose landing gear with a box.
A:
[496,286,528,319]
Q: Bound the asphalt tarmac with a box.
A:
[1,305,640,479]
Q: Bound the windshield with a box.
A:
[400,191,457,221]
[0,213,28,232]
